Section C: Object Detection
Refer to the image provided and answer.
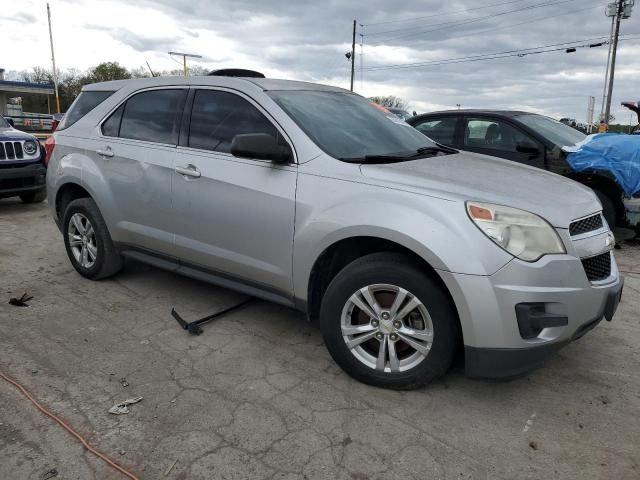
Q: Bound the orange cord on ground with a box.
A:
[0,370,140,480]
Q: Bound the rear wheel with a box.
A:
[62,198,123,279]
[19,189,46,204]
[320,253,458,389]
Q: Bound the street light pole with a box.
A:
[350,20,356,92]
[46,3,61,113]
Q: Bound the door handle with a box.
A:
[175,164,201,178]
[96,147,114,158]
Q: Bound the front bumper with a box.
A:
[0,162,47,197]
[464,277,623,378]
[439,243,622,379]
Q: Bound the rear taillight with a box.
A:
[44,135,56,166]
[52,119,59,132]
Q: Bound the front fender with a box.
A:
[292,175,513,303]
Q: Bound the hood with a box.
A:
[0,126,38,141]
[360,151,599,228]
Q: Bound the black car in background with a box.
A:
[408,110,624,227]
[0,116,47,203]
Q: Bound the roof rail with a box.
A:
[207,69,265,78]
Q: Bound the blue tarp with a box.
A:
[566,133,640,197]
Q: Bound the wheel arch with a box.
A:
[565,172,625,225]
[55,182,92,221]
[305,236,462,340]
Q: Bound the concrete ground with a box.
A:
[0,198,639,480]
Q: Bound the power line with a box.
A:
[364,36,639,72]
[366,0,585,44]
[362,0,530,27]
[376,4,602,49]
[364,36,627,72]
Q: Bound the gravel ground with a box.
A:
[1,198,639,480]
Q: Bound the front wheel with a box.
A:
[320,253,459,389]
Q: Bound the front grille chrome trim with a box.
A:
[569,213,604,237]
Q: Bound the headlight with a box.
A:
[23,140,38,155]
[466,201,565,262]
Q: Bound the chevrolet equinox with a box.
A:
[46,74,623,389]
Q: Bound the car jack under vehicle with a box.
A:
[171,298,253,335]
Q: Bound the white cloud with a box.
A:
[2,0,640,123]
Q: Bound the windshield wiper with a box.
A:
[340,145,456,164]
[415,145,457,155]
[339,154,413,164]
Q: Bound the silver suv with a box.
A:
[47,74,623,389]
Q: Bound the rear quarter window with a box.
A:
[57,91,115,130]
[414,117,458,144]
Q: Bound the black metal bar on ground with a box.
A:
[171,298,254,335]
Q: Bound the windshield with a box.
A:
[269,91,438,160]
[515,114,586,147]
[388,108,412,120]
[0,117,9,128]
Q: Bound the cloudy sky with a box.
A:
[2,0,640,124]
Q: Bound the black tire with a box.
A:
[320,253,458,390]
[593,189,616,228]
[62,197,123,280]
[19,189,47,204]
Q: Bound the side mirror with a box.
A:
[5,117,15,127]
[516,142,540,155]
[230,133,291,163]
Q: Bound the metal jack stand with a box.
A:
[171,299,253,335]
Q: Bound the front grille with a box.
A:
[570,214,603,236]
[0,141,25,160]
[581,252,611,282]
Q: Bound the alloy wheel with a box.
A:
[67,213,98,268]
[340,283,434,373]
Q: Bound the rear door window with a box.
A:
[118,89,186,144]
[57,91,114,130]
[188,89,280,154]
[413,117,459,144]
[464,118,531,151]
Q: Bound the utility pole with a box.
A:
[599,15,615,122]
[168,52,202,77]
[350,20,356,92]
[603,0,633,129]
[46,3,61,113]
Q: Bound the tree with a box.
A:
[85,62,131,83]
[14,61,210,113]
[369,95,408,110]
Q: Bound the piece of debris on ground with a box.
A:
[108,396,143,415]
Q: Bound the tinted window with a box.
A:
[189,90,279,153]
[58,91,114,130]
[515,114,586,147]
[120,89,185,144]
[101,104,124,137]
[0,116,9,128]
[414,117,458,144]
[269,91,437,160]
[464,118,531,152]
